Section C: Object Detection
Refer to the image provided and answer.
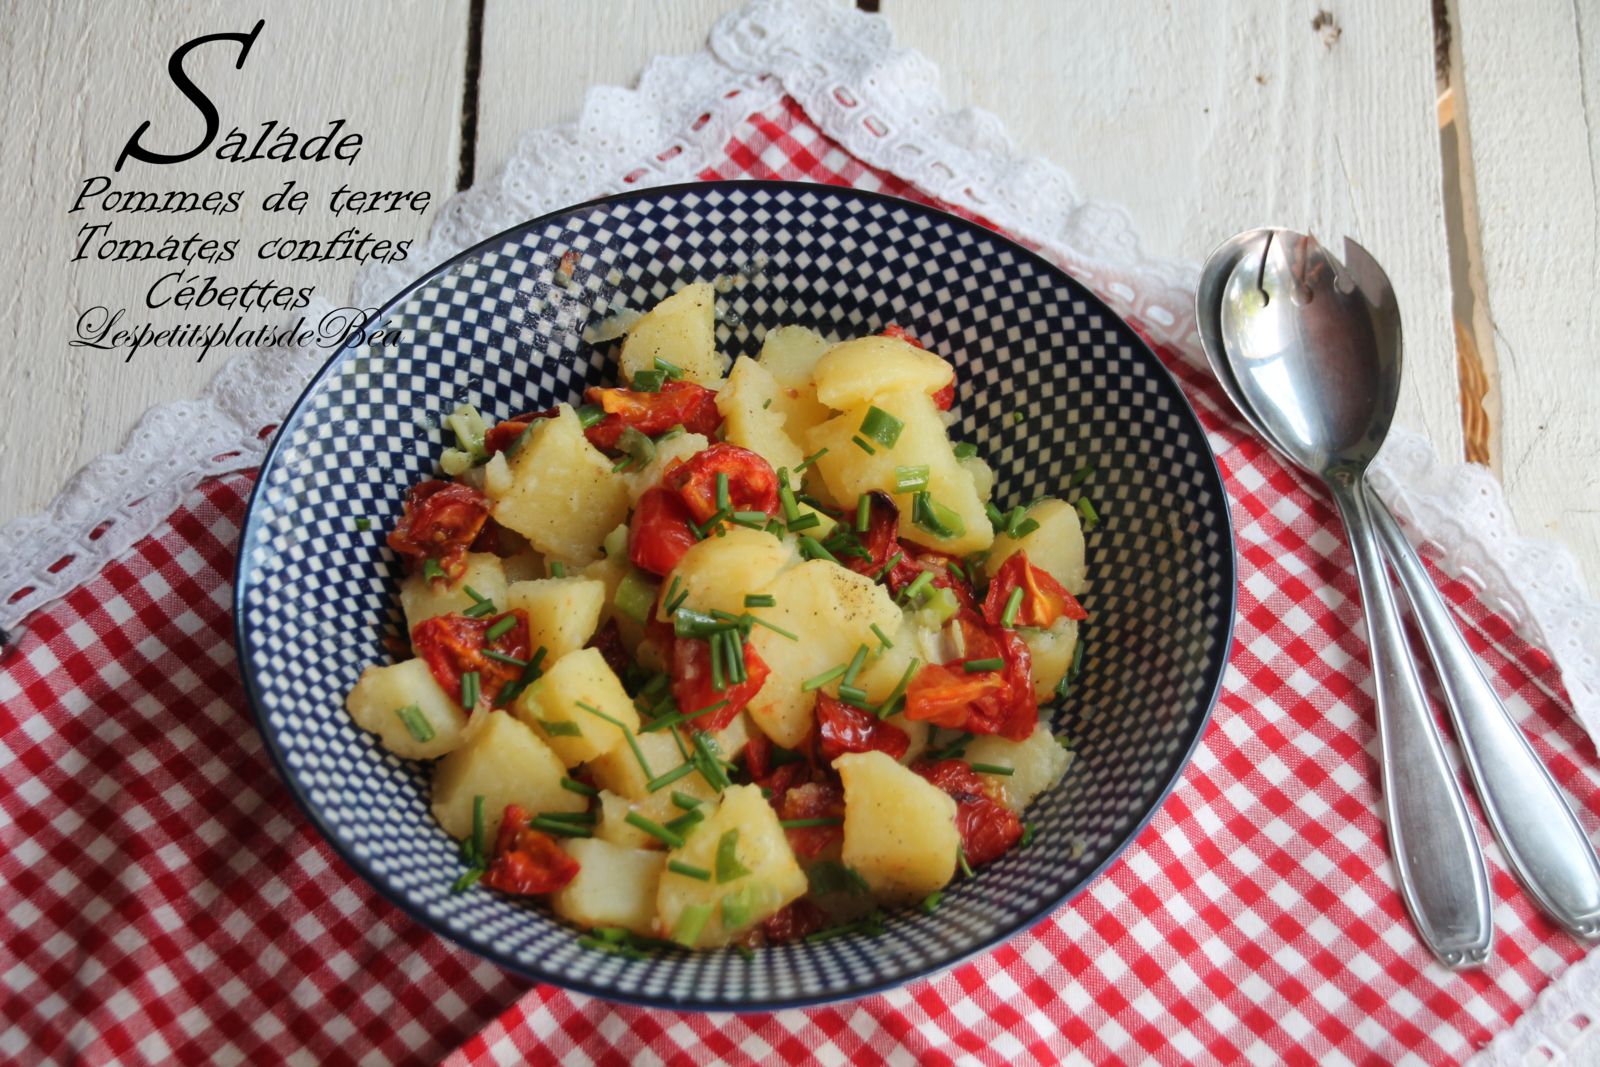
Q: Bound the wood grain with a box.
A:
[883,0,1464,465]
[0,0,468,523]
[1454,0,1600,590]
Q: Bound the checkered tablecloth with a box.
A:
[3,94,1596,1067]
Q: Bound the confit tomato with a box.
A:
[845,493,977,608]
[669,632,770,733]
[628,487,699,576]
[881,324,954,410]
[584,380,722,451]
[982,551,1087,628]
[913,759,1023,868]
[775,780,846,860]
[483,409,556,456]
[586,618,631,678]
[387,480,492,580]
[411,610,531,711]
[483,805,582,895]
[815,692,910,763]
[904,617,1036,740]
[759,898,831,944]
[664,444,779,523]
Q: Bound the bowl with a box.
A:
[234,180,1236,1010]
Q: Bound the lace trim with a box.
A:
[4,0,1597,1057]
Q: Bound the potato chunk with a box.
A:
[620,281,725,384]
[757,325,833,444]
[431,712,584,840]
[656,785,808,946]
[505,576,606,660]
[346,658,469,759]
[550,838,665,937]
[963,723,1074,813]
[398,553,508,632]
[811,335,954,410]
[959,454,995,503]
[513,648,638,766]
[717,357,804,474]
[594,781,718,851]
[836,750,959,902]
[745,561,902,748]
[806,389,991,555]
[625,432,709,505]
[490,405,629,564]
[589,726,708,801]
[656,526,797,622]
[985,497,1086,594]
[1021,617,1080,701]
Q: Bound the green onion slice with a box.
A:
[859,406,904,448]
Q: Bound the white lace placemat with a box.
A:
[4,1,1596,1060]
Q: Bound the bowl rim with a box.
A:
[233,178,1238,1012]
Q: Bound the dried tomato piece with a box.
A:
[880,323,924,348]
[815,692,910,763]
[982,551,1087,628]
[845,493,975,607]
[584,380,722,451]
[664,444,779,523]
[628,487,700,576]
[759,898,831,944]
[387,480,491,580]
[587,618,631,678]
[483,409,558,456]
[776,780,846,860]
[931,379,955,411]
[483,805,582,895]
[411,610,530,711]
[904,619,1036,740]
[913,759,1023,868]
[669,633,770,734]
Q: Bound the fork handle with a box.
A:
[1328,475,1493,967]
[1369,488,1600,938]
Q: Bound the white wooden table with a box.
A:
[4,0,1596,589]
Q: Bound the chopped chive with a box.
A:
[856,494,872,533]
[1076,497,1100,528]
[779,817,843,829]
[744,593,776,608]
[462,599,497,618]
[529,808,591,828]
[969,762,1015,776]
[561,777,599,797]
[805,913,886,942]
[469,795,487,867]
[957,848,975,879]
[1011,517,1040,539]
[664,808,704,835]
[725,627,747,684]
[715,829,752,882]
[985,502,1006,529]
[710,633,727,693]
[1003,506,1027,537]
[893,465,930,493]
[625,811,685,848]
[538,718,583,737]
[669,861,712,881]
[423,558,446,582]
[641,699,731,735]
[873,551,904,581]
[450,868,484,894]
[459,671,480,709]
[747,614,799,641]
[946,560,967,584]
[735,944,755,961]
[1011,411,1026,425]
[655,356,685,379]
[576,701,652,779]
[484,615,517,642]
[715,472,731,513]
[354,517,372,531]
[837,685,870,706]
[785,511,821,532]
[692,732,731,791]
[671,791,702,811]
[671,903,713,947]
[850,435,877,455]
[731,510,771,528]
[1070,637,1086,679]
[464,585,489,604]
[901,571,934,604]
[528,817,592,838]
[674,608,735,638]
[577,404,605,428]
[525,647,548,677]
[859,406,904,448]
[798,536,838,563]
[762,398,773,409]
[875,658,920,719]
[632,369,665,393]
[870,623,894,650]
[482,649,528,668]
[920,891,944,913]
[550,561,567,578]
[393,705,435,743]
[778,480,802,523]
[1020,821,1037,847]
[1070,465,1095,486]
[802,664,849,691]
[795,447,829,471]
[963,657,1004,673]
[952,441,978,460]
[1001,587,1024,628]
[843,645,869,686]
[913,491,966,539]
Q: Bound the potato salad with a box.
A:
[345,281,1090,952]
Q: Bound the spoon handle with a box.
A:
[1369,488,1600,938]
[1328,476,1493,968]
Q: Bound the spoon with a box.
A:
[1196,228,1492,968]
[1199,229,1600,946]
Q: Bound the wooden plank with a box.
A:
[882,0,1464,466]
[1454,0,1600,589]
[473,0,751,177]
[0,1,468,524]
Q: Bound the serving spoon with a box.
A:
[1196,228,1492,968]
[1199,229,1600,950]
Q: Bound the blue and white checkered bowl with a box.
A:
[235,181,1236,1010]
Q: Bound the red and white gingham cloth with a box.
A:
[4,97,1597,1067]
